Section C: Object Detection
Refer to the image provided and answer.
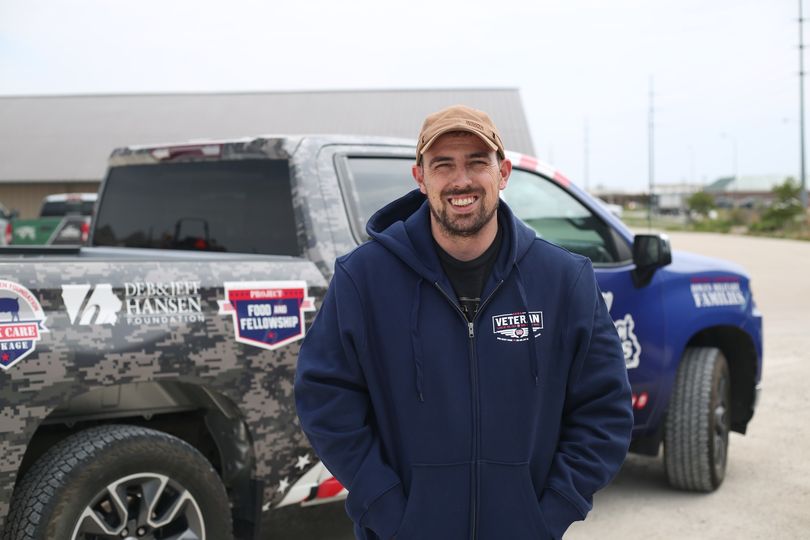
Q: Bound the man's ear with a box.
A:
[498,158,512,190]
[412,163,427,194]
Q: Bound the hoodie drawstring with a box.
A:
[410,278,426,402]
[514,266,540,386]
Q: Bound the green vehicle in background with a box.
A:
[10,193,96,245]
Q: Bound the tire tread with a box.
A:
[2,425,231,540]
[664,347,727,492]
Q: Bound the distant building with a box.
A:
[704,174,788,208]
[588,187,646,208]
[0,89,534,217]
[590,175,793,215]
[653,183,704,214]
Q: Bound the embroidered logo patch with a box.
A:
[492,311,543,342]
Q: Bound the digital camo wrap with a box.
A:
[0,258,327,523]
[0,134,420,532]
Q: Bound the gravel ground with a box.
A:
[265,232,810,539]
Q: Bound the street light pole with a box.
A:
[800,0,808,208]
[648,76,655,229]
[584,117,590,192]
[721,132,738,197]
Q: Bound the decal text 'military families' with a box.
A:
[690,281,745,308]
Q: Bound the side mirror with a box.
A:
[632,234,672,287]
[8,210,19,220]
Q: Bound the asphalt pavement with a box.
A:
[265,232,810,539]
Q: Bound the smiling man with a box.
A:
[295,105,633,539]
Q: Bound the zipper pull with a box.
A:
[468,322,474,338]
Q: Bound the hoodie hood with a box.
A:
[366,189,537,285]
[367,189,544,393]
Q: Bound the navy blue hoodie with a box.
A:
[295,190,633,540]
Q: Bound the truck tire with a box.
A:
[2,424,233,540]
[664,347,731,492]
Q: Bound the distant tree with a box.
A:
[772,177,801,203]
[686,191,715,217]
[752,177,803,232]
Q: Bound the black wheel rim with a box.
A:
[71,472,205,540]
[713,371,730,477]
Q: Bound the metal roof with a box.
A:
[705,174,788,193]
[0,89,534,183]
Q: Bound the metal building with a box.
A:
[0,89,534,217]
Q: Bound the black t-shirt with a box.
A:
[434,227,503,322]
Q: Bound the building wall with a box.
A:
[0,90,532,218]
[1,90,534,183]
[0,182,100,219]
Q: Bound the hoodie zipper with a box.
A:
[434,279,504,540]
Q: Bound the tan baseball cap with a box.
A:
[416,104,506,163]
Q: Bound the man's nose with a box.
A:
[449,164,473,186]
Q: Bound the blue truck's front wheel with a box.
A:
[664,347,731,492]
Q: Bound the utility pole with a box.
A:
[648,76,655,229]
[733,138,738,193]
[721,133,738,193]
[800,0,808,208]
[689,146,696,185]
[584,117,590,192]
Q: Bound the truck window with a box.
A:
[40,200,95,217]
[342,157,631,264]
[343,157,414,240]
[93,160,299,255]
[502,169,631,264]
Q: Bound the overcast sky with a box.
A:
[0,0,803,191]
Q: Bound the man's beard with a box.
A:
[428,190,498,238]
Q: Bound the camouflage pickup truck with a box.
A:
[0,135,762,540]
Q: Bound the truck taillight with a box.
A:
[80,221,90,244]
[631,392,649,410]
[5,222,11,245]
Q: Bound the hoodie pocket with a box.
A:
[477,461,550,540]
[395,462,471,540]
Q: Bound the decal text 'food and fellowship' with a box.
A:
[232,288,300,331]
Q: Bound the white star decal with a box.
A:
[277,477,290,493]
[295,454,311,471]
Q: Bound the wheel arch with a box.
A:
[15,381,259,539]
[684,325,758,433]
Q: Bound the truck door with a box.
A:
[502,168,667,432]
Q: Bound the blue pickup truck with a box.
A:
[0,136,762,539]
[352,147,763,493]
[500,153,762,493]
